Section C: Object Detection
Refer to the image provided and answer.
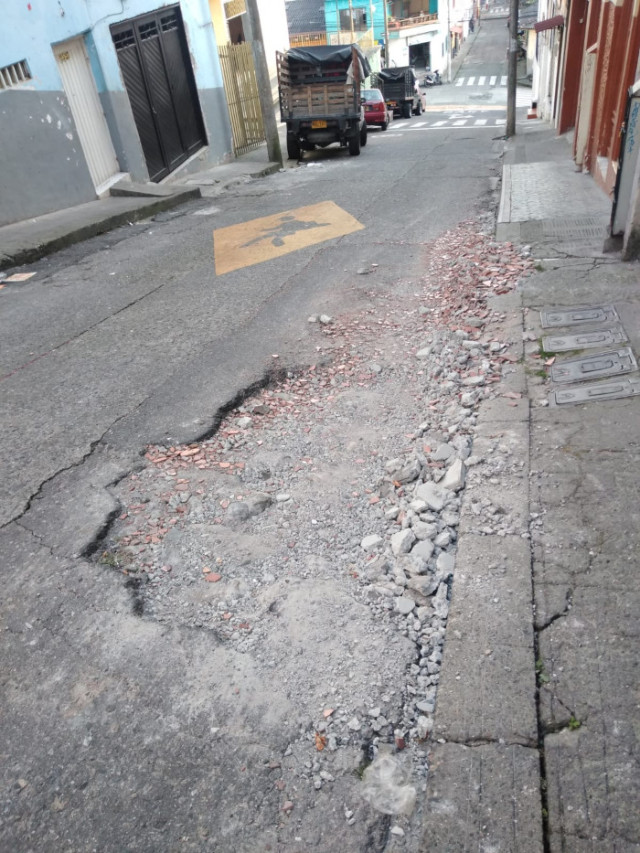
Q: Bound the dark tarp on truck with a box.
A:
[372,66,423,118]
[277,44,370,159]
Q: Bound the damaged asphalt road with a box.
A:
[0,124,522,851]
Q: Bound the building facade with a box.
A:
[210,0,289,98]
[0,0,233,227]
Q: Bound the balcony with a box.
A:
[388,12,438,30]
[289,29,375,48]
[289,32,328,47]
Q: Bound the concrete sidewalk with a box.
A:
[419,120,640,850]
[0,146,280,272]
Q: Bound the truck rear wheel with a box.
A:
[348,132,361,156]
[402,102,412,119]
[286,135,300,160]
[414,99,423,116]
[360,122,368,147]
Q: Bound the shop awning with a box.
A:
[534,14,564,32]
[450,25,463,34]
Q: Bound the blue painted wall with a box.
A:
[0,0,224,93]
[0,0,232,226]
[322,0,439,44]
[324,1,386,43]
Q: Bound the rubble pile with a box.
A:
[99,220,533,833]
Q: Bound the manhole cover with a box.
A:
[540,304,620,328]
[552,376,640,405]
[542,325,628,352]
[550,348,637,383]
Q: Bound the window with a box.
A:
[0,60,32,90]
[339,8,367,31]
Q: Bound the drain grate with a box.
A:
[540,304,620,328]
[541,217,609,242]
[549,348,637,383]
[542,325,628,352]
[552,376,640,405]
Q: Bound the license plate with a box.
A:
[311,120,327,128]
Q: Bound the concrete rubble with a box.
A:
[1,117,639,853]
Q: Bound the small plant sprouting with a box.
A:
[568,716,581,731]
[538,342,559,361]
[536,658,550,684]
[99,550,119,568]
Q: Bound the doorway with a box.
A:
[54,37,120,192]
[111,6,207,182]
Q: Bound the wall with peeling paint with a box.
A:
[0,0,232,226]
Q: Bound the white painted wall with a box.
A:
[257,0,290,99]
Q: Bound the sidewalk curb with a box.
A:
[0,188,202,272]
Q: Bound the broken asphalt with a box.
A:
[1,117,639,852]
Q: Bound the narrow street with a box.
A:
[2,18,537,852]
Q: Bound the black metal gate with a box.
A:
[111,6,207,182]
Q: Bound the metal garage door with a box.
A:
[111,6,207,182]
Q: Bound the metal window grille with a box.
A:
[139,21,159,40]
[160,12,179,32]
[0,60,32,90]
[113,29,136,50]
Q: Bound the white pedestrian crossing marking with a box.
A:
[432,120,447,126]
[453,119,467,126]
[413,121,427,127]
[474,118,487,126]
[494,118,503,125]
[455,75,512,87]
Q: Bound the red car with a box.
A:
[362,88,393,131]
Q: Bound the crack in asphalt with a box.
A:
[441,735,538,748]
[536,589,573,631]
[0,274,171,383]
[1,400,147,533]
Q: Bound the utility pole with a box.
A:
[244,0,283,166]
[383,0,389,66]
[506,0,518,137]
[349,0,355,39]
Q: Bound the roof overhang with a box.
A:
[534,14,565,32]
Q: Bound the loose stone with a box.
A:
[361,534,383,552]
[391,529,416,556]
[442,459,466,492]
[394,596,415,615]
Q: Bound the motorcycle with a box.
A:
[423,69,442,86]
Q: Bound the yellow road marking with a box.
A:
[213,201,364,275]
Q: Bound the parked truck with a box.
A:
[373,66,424,118]
[276,44,370,159]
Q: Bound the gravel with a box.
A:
[97,219,534,847]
